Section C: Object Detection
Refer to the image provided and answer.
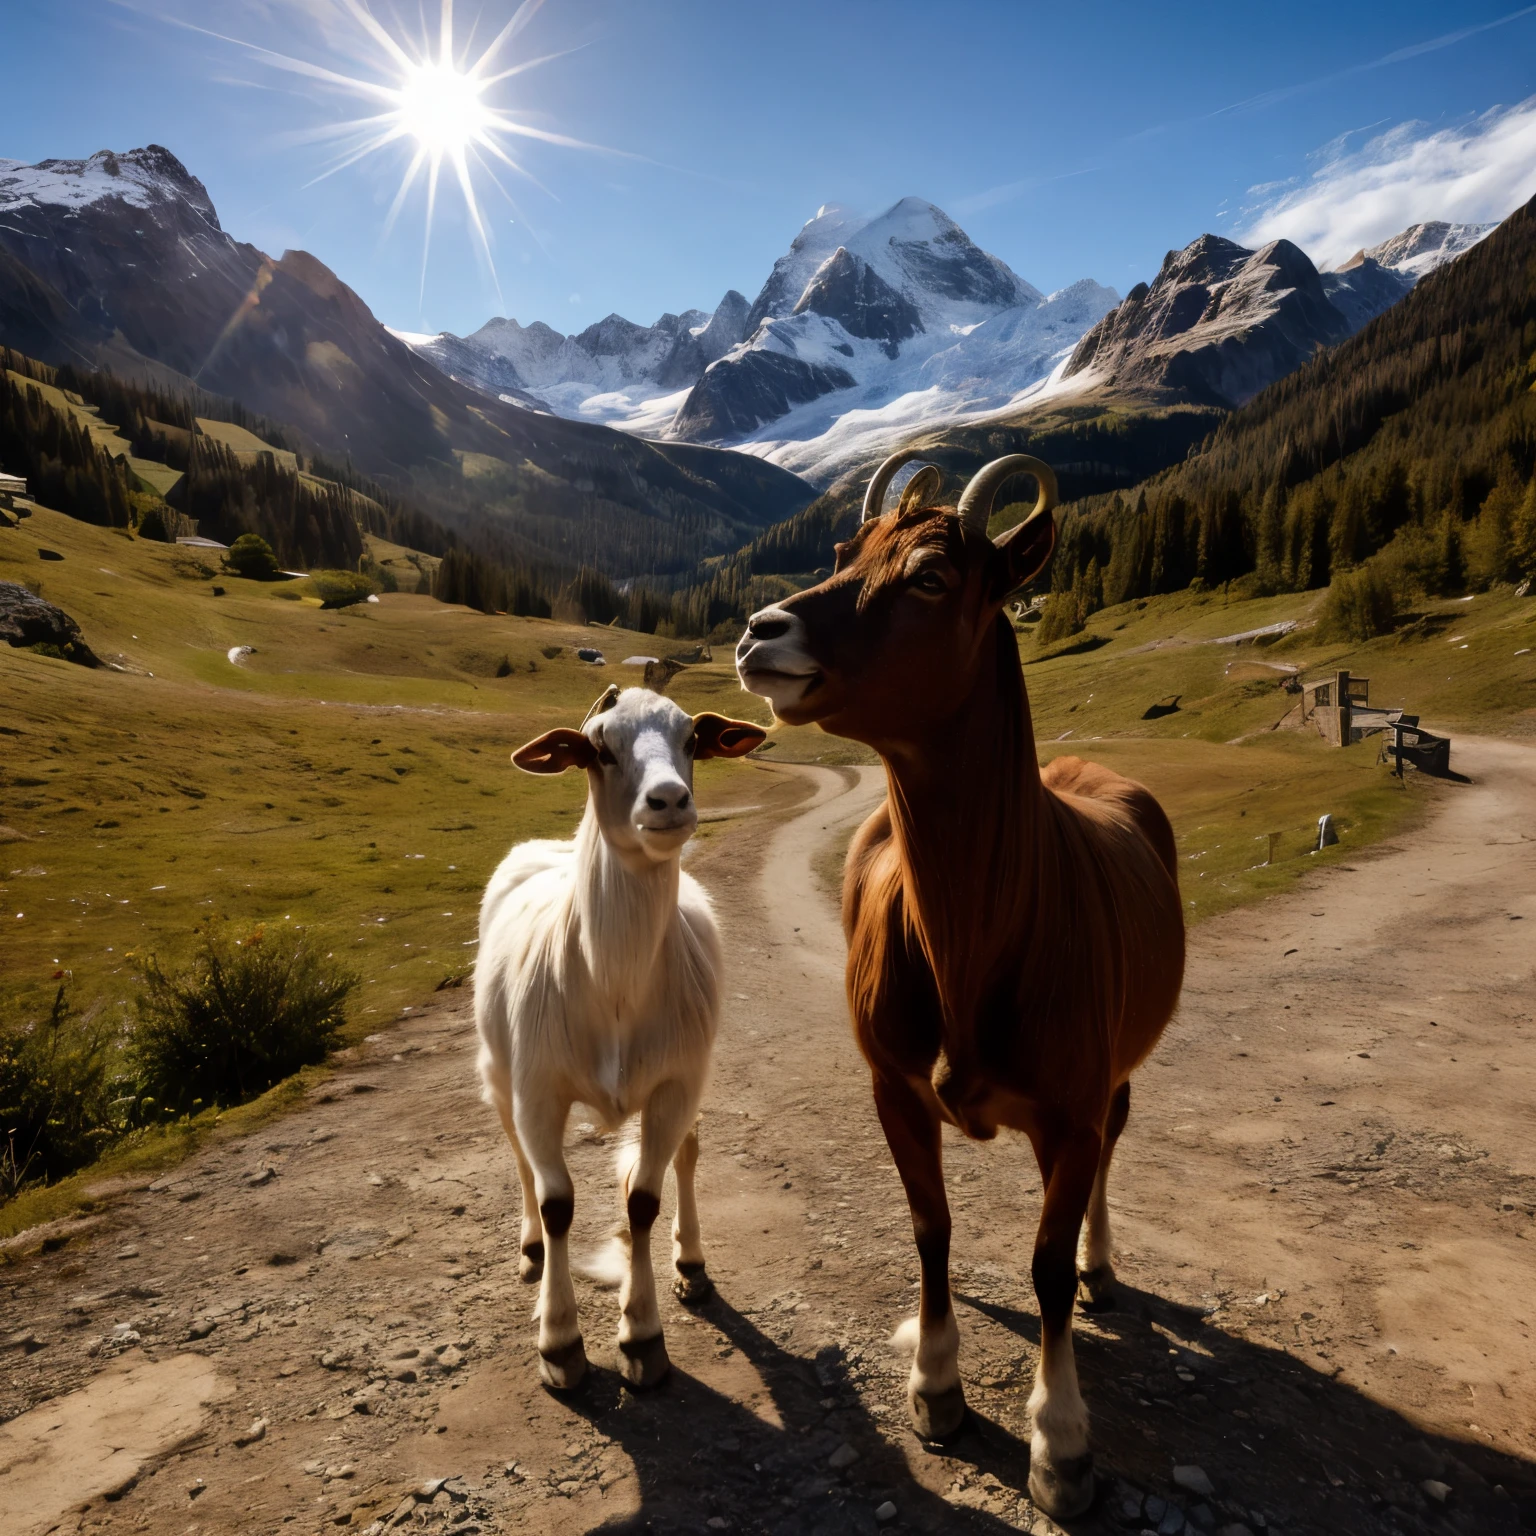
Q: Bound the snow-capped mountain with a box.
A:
[0,145,815,555]
[1342,220,1496,282]
[403,292,752,432]
[403,197,1118,486]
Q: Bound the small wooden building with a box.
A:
[0,471,27,512]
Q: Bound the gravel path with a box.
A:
[2,741,1533,1536]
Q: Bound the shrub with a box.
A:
[225,533,280,580]
[308,569,378,609]
[0,986,119,1198]
[130,926,357,1114]
[1320,562,1396,642]
[136,506,172,542]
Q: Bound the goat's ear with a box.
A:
[991,512,1056,598]
[512,727,599,774]
[691,713,768,759]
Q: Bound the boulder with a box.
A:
[0,580,99,666]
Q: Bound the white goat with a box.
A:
[475,686,765,1391]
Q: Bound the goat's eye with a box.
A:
[913,568,948,595]
[684,733,698,757]
[596,744,618,767]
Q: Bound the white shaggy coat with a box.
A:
[474,688,762,1390]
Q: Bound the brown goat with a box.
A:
[735,450,1185,1518]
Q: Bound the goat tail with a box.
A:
[889,1316,922,1353]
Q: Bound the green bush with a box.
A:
[225,533,280,580]
[131,926,357,1114]
[308,569,378,609]
[0,986,120,1198]
[136,506,172,542]
[1320,562,1396,642]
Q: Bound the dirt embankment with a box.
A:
[2,742,1534,1536]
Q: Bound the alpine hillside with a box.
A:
[0,147,815,581]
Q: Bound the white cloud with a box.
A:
[1238,97,1536,268]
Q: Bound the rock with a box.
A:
[1113,1482,1146,1524]
[324,1463,355,1480]
[1145,1496,1168,1523]
[233,1417,268,1447]
[443,1477,471,1500]
[875,1501,898,1524]
[1420,1480,1452,1506]
[1217,1526,1256,1536]
[116,1246,140,1259]
[303,1461,324,1476]
[245,1165,277,1186]
[436,1344,464,1369]
[1189,1504,1215,1530]
[1159,1506,1187,1535]
[416,1478,447,1499]
[0,581,100,665]
[828,1442,859,1469]
[1174,1466,1216,1499]
[708,1520,729,1531]
[5,1331,46,1353]
[387,1364,417,1382]
[187,1318,217,1340]
[1399,1439,1446,1481]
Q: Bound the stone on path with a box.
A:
[1173,1465,1215,1499]
[0,1354,226,1536]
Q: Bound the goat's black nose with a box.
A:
[747,611,790,640]
[646,790,690,811]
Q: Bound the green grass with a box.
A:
[0,505,768,1043]
[194,416,299,471]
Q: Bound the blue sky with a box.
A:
[6,0,1536,338]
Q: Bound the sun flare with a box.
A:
[212,0,608,307]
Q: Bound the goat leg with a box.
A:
[671,1120,713,1304]
[1027,1125,1102,1520]
[873,1072,965,1441]
[1077,1081,1131,1311]
[516,1093,587,1391]
[617,1080,696,1388]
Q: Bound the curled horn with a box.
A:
[579,683,620,729]
[860,448,925,524]
[955,454,1058,537]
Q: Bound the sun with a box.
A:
[392,58,494,157]
[202,0,614,307]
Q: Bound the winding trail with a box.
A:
[2,744,1533,1536]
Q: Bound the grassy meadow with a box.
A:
[3,499,1533,1228]
[0,504,768,1038]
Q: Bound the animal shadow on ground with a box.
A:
[555,1292,1028,1536]
[950,1283,1536,1536]
[528,1274,1536,1536]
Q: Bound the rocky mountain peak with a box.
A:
[0,144,220,228]
[792,247,922,356]
[1341,220,1498,280]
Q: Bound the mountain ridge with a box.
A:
[0,144,815,581]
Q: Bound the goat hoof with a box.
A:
[617,1332,670,1390]
[909,1383,967,1442]
[1076,1263,1117,1312]
[674,1262,713,1305]
[1028,1450,1095,1521]
[538,1336,587,1392]
[520,1243,545,1285]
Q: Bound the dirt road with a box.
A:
[3,741,1534,1536]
